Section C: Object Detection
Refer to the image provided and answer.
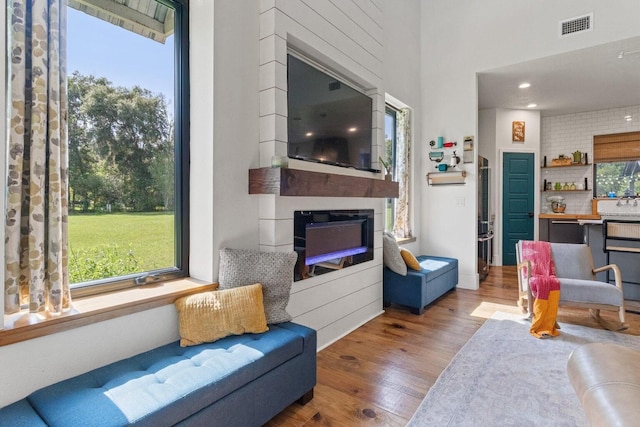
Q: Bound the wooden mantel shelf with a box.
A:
[249,167,399,198]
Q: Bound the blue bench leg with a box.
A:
[410,307,424,315]
[297,388,314,405]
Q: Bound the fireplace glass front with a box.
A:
[294,210,374,281]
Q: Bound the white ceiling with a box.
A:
[478,36,640,117]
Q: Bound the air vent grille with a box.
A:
[560,13,593,36]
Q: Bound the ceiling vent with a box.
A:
[560,13,593,37]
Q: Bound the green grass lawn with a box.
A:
[68,212,174,283]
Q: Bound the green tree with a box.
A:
[596,162,626,196]
[68,72,173,212]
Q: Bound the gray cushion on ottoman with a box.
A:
[383,232,407,276]
[219,248,298,324]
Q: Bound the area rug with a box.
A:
[408,312,640,426]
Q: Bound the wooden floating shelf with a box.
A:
[248,167,399,198]
[426,170,466,185]
[543,190,589,192]
[542,163,591,168]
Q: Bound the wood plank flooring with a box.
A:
[265,266,640,426]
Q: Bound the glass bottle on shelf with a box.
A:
[563,182,570,190]
[569,182,576,190]
[554,182,561,190]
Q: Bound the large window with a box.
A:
[595,162,640,197]
[67,0,189,295]
[384,106,398,232]
[593,131,640,198]
[383,102,412,238]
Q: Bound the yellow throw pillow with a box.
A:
[174,283,269,347]
[400,248,421,271]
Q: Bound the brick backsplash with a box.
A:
[541,105,640,214]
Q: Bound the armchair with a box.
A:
[516,241,626,331]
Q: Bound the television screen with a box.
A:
[287,54,375,172]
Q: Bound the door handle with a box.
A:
[528,212,534,218]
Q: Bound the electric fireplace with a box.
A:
[294,209,374,281]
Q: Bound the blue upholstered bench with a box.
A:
[383,255,458,314]
[0,322,316,427]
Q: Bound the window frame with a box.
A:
[69,0,190,298]
[384,105,398,233]
[594,161,640,198]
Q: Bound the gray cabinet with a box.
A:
[539,219,585,244]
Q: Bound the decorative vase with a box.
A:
[572,151,582,163]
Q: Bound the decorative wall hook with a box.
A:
[449,150,460,167]
[429,151,444,162]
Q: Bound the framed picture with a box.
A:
[512,121,525,142]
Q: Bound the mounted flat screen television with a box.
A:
[287,54,376,172]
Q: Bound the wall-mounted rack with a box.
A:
[427,170,466,185]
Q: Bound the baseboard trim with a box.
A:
[316,309,385,352]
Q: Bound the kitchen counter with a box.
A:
[539,213,601,220]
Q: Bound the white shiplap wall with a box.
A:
[258,0,386,349]
[541,105,640,214]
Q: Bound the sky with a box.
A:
[67,7,175,103]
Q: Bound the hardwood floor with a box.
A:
[265,266,640,426]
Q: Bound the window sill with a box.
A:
[396,236,416,245]
[1,278,217,347]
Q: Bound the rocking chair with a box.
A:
[516,241,627,331]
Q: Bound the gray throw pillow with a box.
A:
[218,248,298,324]
[383,233,407,276]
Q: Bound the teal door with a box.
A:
[502,152,535,265]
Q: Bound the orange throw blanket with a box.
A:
[521,241,560,338]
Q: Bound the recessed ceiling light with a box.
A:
[625,115,633,122]
[527,103,537,108]
[348,127,357,133]
[518,82,531,89]
[305,132,313,137]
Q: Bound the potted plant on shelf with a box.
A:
[379,157,392,181]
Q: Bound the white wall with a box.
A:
[421,0,640,276]
[0,0,424,407]
[383,0,423,255]
[541,104,640,214]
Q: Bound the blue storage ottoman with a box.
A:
[383,255,458,314]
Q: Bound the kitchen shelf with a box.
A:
[426,170,466,185]
[542,163,591,169]
[543,190,590,193]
